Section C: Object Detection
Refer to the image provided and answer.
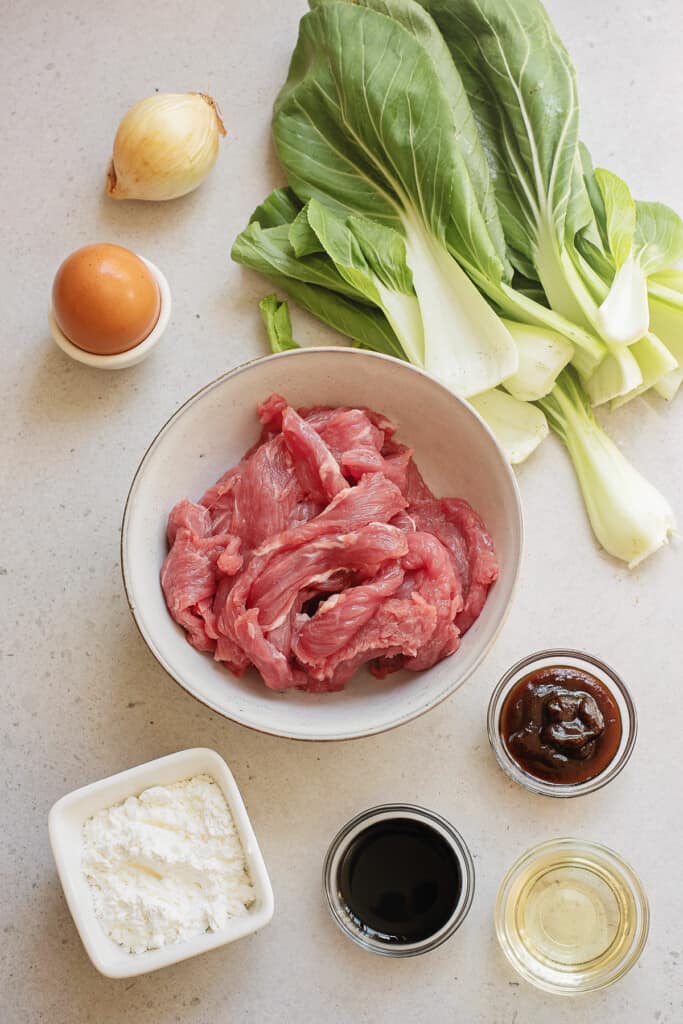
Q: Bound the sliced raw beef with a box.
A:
[160,528,235,652]
[167,499,212,546]
[281,407,348,502]
[160,395,498,693]
[441,499,499,633]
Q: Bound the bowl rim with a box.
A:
[120,346,523,741]
[48,255,171,369]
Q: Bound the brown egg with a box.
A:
[52,243,161,355]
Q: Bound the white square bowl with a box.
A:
[48,747,275,978]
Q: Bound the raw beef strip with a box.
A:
[289,499,326,527]
[408,501,470,589]
[442,499,498,633]
[251,523,408,632]
[339,446,413,492]
[402,458,436,503]
[214,634,251,671]
[301,593,437,691]
[400,532,462,671]
[407,494,498,634]
[292,562,405,675]
[204,576,250,674]
[300,404,397,440]
[281,407,348,502]
[216,472,405,624]
[254,470,406,559]
[314,408,385,461]
[167,499,212,546]
[368,529,463,678]
[339,446,385,481]
[223,524,408,691]
[257,392,288,434]
[308,408,413,490]
[216,534,243,576]
[160,528,234,652]
[214,475,406,691]
[231,608,310,692]
[378,446,414,493]
[229,433,304,551]
[200,462,245,534]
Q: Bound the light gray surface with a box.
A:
[2,0,682,1020]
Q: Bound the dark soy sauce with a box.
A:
[338,818,462,944]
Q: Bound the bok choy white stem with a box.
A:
[470,389,548,465]
[537,369,675,566]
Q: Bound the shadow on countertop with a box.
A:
[26,338,161,427]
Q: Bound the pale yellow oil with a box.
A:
[503,848,639,986]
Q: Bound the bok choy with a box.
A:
[575,149,683,404]
[538,370,675,567]
[231,0,681,566]
[272,0,518,397]
[272,0,606,392]
[259,294,298,352]
[233,188,550,463]
[417,0,647,400]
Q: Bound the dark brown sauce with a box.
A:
[338,818,461,944]
[500,665,622,785]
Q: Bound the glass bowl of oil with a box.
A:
[495,837,649,994]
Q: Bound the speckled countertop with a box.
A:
[2,1,683,1021]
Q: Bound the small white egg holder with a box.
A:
[48,255,172,369]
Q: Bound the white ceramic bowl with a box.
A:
[122,347,522,740]
[48,255,171,369]
[48,747,274,978]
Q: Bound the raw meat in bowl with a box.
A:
[161,394,498,694]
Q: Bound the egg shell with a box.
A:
[52,243,161,355]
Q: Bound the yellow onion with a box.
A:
[107,92,226,201]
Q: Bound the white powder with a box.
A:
[81,774,255,954]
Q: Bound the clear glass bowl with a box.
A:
[487,649,637,798]
[322,804,475,957]
[495,838,649,995]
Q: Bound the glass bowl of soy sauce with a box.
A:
[323,804,475,957]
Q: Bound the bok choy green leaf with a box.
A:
[234,188,549,462]
[578,158,683,352]
[304,199,426,366]
[575,152,683,403]
[273,0,519,396]
[590,168,649,346]
[322,0,609,381]
[232,190,408,357]
[416,0,654,398]
[414,2,594,325]
[259,294,298,352]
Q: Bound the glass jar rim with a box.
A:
[487,648,637,798]
[322,803,475,957]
